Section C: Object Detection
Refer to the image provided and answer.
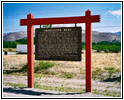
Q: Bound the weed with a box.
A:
[34,85,85,93]
[5,82,121,97]
[104,67,121,82]
[3,64,27,76]
[92,67,121,82]
[60,72,74,79]
[92,68,105,80]
[104,67,120,78]
[4,61,55,75]
[79,68,85,79]
[35,61,55,72]
[79,68,85,74]
[34,73,44,78]
[5,82,26,88]
[34,81,41,88]
[23,73,27,76]
[92,89,121,97]
[43,70,57,75]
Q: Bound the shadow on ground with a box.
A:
[3,64,27,74]
[3,87,82,96]
[103,75,121,82]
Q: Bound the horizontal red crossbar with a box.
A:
[20,15,100,26]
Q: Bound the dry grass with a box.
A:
[3,52,121,74]
[3,55,27,70]
[3,48,16,52]
[92,53,121,70]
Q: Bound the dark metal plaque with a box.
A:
[35,27,81,61]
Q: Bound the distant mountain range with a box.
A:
[3,31,121,42]
[3,31,27,41]
[116,32,121,35]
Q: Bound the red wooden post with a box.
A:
[27,13,34,88]
[85,10,92,92]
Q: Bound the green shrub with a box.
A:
[35,61,55,72]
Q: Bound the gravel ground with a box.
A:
[3,86,110,98]
[2,75,121,98]
[2,53,121,98]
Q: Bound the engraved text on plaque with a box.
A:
[35,27,81,61]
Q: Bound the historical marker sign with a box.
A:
[35,27,82,61]
[20,10,100,92]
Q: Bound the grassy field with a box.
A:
[3,52,121,97]
[3,52,121,75]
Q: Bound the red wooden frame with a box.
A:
[20,10,100,92]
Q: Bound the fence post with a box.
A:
[27,13,34,88]
[85,10,92,92]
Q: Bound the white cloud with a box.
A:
[108,9,121,18]
[93,27,121,33]
[109,27,121,33]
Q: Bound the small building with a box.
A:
[16,44,35,53]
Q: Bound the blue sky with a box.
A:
[3,2,121,33]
